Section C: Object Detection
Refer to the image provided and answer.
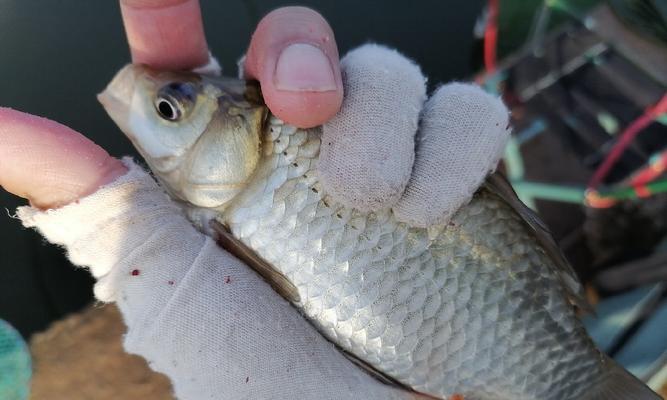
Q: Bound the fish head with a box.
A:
[98,64,267,209]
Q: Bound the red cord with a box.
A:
[587,93,667,189]
[628,148,667,187]
[484,0,499,74]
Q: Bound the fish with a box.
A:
[98,64,660,400]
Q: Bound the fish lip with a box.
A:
[97,64,138,139]
[97,89,134,146]
[97,90,127,120]
[101,64,137,105]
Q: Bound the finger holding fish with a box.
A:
[120,0,209,70]
[243,6,344,128]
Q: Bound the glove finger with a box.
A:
[319,44,427,212]
[393,83,510,227]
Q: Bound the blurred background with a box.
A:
[0,0,666,398]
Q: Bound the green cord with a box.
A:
[598,179,667,200]
[510,179,667,205]
[504,137,525,180]
[512,181,586,204]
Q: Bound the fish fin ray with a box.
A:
[581,357,660,400]
[210,219,300,303]
[340,351,442,399]
[482,172,593,314]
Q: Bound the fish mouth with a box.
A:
[97,64,138,135]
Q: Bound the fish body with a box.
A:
[220,117,602,399]
[99,65,659,400]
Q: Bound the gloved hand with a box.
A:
[0,2,509,399]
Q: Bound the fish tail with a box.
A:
[580,356,660,400]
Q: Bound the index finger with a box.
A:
[120,0,209,70]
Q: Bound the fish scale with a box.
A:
[219,116,603,399]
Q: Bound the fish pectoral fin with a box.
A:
[482,172,593,314]
[581,356,661,400]
[210,220,300,303]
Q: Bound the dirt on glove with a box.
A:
[29,303,174,400]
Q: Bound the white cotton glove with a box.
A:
[320,44,510,226]
[17,44,509,399]
[18,161,414,400]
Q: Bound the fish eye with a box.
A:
[154,82,197,122]
[156,97,180,121]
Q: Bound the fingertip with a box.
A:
[262,87,343,129]
[120,0,209,70]
[245,6,343,128]
[0,108,126,209]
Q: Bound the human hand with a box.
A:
[0,1,508,399]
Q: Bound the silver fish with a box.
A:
[98,64,660,400]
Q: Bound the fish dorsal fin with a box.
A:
[482,172,593,314]
[210,220,300,303]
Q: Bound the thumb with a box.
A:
[0,108,127,209]
[244,7,343,128]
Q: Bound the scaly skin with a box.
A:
[217,116,605,399]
